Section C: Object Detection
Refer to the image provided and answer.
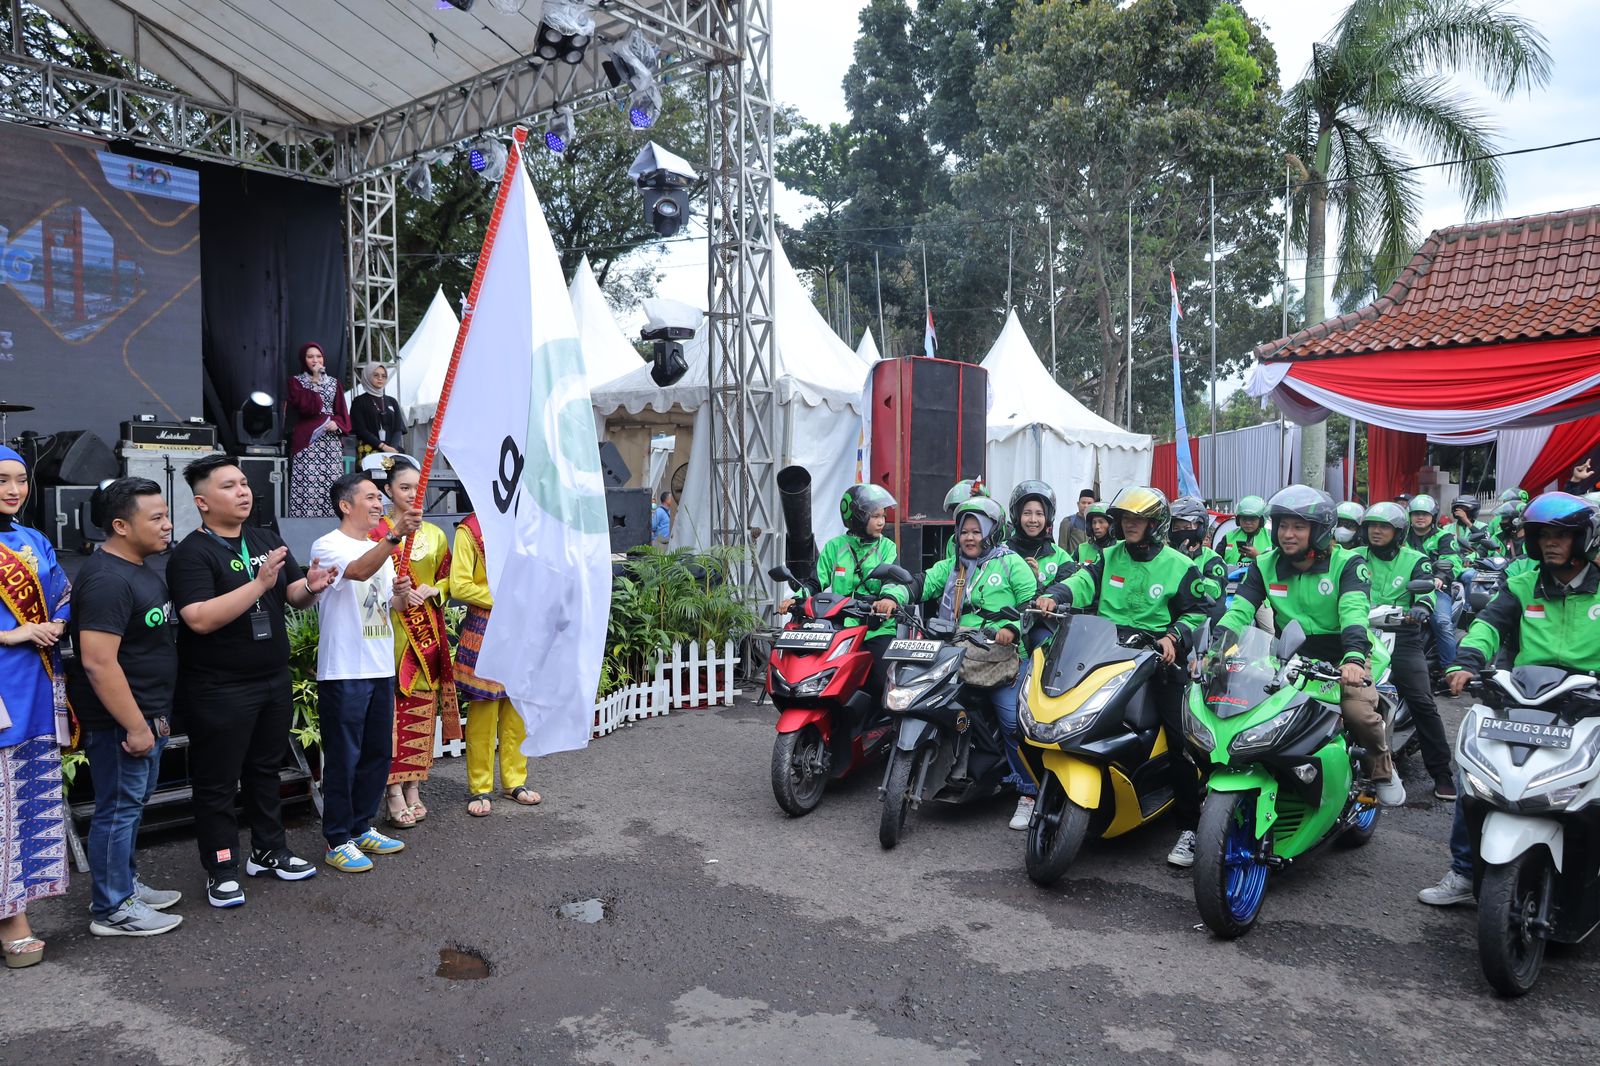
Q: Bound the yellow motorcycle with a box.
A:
[1017,610,1185,885]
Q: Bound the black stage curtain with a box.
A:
[198,165,346,451]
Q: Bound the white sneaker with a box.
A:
[1376,776,1407,807]
[1418,869,1474,907]
[1009,795,1035,831]
[1167,830,1197,868]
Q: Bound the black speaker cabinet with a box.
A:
[237,455,288,529]
[606,486,653,552]
[41,485,100,554]
[31,430,119,487]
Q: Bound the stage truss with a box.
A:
[0,0,780,591]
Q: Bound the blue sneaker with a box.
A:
[324,841,374,873]
[353,828,405,856]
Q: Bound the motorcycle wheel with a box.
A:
[1024,774,1090,887]
[1194,792,1270,939]
[1478,851,1555,997]
[879,747,928,850]
[1335,797,1380,848]
[770,726,828,817]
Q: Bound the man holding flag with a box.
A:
[424,128,612,763]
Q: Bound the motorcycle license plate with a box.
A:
[1477,719,1573,749]
[775,629,834,651]
[884,638,940,663]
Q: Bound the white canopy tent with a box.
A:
[855,329,881,365]
[981,310,1152,499]
[393,288,460,427]
[592,243,871,550]
[569,256,646,390]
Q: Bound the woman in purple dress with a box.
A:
[287,342,351,518]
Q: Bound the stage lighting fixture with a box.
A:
[468,137,508,182]
[640,299,702,389]
[236,391,283,455]
[544,107,576,154]
[628,85,662,129]
[536,2,595,64]
[602,29,659,92]
[629,142,698,239]
[403,157,435,200]
[438,0,475,11]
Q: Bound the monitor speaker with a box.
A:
[606,486,652,552]
[31,430,119,487]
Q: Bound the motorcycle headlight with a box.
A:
[884,655,959,712]
[791,668,837,699]
[1228,706,1300,760]
[1023,670,1131,745]
[1462,769,1495,800]
[1518,783,1584,812]
[1182,703,1216,753]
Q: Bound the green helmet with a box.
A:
[1267,485,1336,556]
[1498,487,1525,505]
[952,496,1007,555]
[1361,501,1408,533]
[839,483,895,537]
[1335,501,1364,524]
[1235,495,1267,520]
[943,478,989,515]
[1107,486,1172,560]
[1494,499,1524,533]
[1408,493,1439,518]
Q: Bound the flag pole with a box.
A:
[402,127,528,575]
[1208,175,1217,495]
[875,250,886,357]
[921,241,931,354]
[1047,213,1057,377]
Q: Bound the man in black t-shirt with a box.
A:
[69,478,184,938]
[170,455,337,908]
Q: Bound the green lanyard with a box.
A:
[205,528,262,612]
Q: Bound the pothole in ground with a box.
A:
[436,946,491,980]
[555,897,612,924]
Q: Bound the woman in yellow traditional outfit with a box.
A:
[448,511,540,818]
[361,456,459,830]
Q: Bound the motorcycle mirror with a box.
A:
[1274,619,1306,660]
[1406,579,1435,594]
[1193,620,1212,656]
[996,605,1023,622]
[1469,529,1489,543]
[768,565,797,585]
[872,563,915,586]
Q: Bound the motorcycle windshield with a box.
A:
[1205,626,1278,719]
[1041,615,1138,698]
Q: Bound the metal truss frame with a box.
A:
[346,171,399,369]
[705,0,777,596]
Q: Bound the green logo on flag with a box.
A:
[494,337,608,536]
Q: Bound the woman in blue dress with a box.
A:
[0,445,72,969]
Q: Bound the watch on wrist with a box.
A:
[386,533,403,545]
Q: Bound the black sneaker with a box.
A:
[245,848,319,881]
[1434,776,1459,801]
[207,876,246,909]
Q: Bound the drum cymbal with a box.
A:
[0,401,34,414]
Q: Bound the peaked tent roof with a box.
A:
[856,329,881,364]
[982,310,1149,451]
[591,241,870,416]
[569,256,646,389]
[395,287,460,426]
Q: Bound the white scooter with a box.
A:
[1456,665,1600,997]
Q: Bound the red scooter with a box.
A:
[766,564,896,816]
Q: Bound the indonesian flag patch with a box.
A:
[1109,575,1126,589]
[835,566,848,575]
[1524,604,1545,620]
[1268,583,1289,598]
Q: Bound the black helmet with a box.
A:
[1008,480,1057,531]
[953,496,1008,555]
[1452,495,1481,522]
[1493,499,1524,532]
[1169,495,1208,553]
[1107,486,1171,561]
[1522,492,1600,562]
[840,483,895,538]
[1267,485,1336,558]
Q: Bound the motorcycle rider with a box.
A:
[1221,495,1271,566]
[1334,501,1365,547]
[1406,494,1461,672]
[1171,495,1227,626]
[1355,503,1455,800]
[1001,481,1078,828]
[1213,486,1406,807]
[778,484,901,700]
[1489,500,1525,556]
[942,478,991,559]
[1420,492,1600,906]
[884,496,1039,830]
[1075,502,1117,566]
[1037,487,1209,867]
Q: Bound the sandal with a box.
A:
[384,795,417,830]
[4,937,45,969]
[504,786,542,806]
[467,794,493,818]
[409,801,428,822]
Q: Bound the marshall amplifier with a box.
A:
[120,420,218,451]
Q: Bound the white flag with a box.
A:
[438,136,612,756]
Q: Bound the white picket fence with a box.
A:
[431,639,741,756]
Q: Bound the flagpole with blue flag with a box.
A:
[1169,266,1202,498]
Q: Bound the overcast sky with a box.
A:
[640,0,1600,328]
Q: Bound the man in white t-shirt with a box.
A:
[309,471,420,873]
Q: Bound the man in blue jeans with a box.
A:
[69,478,185,937]
[309,472,419,873]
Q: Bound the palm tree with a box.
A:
[1282,0,1551,489]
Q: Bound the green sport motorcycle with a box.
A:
[1183,621,1381,938]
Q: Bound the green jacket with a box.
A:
[1221,523,1272,567]
[1354,544,1436,612]
[1076,536,1114,566]
[888,549,1037,655]
[1190,546,1228,603]
[1220,545,1386,675]
[808,533,898,640]
[1007,536,1077,593]
[1046,542,1207,646]
[1406,523,1460,579]
[1455,564,1600,676]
